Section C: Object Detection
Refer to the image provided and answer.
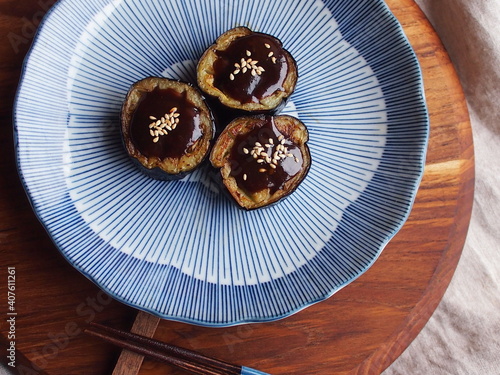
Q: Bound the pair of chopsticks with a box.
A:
[85,322,270,375]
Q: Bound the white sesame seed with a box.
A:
[278,135,284,141]
[272,57,277,64]
[170,107,178,113]
[255,142,262,147]
[264,43,271,48]
[269,163,277,169]
[260,151,268,157]
[287,153,293,158]
[173,113,180,118]
[233,56,265,77]
[294,157,299,163]
[166,126,172,131]
[259,168,266,173]
[243,173,247,181]
[153,137,159,143]
[149,116,157,120]
[149,123,155,128]
[257,159,264,163]
[264,144,272,148]
[149,129,155,136]
[230,73,235,80]
[156,120,161,126]
[243,148,249,154]
[246,50,251,56]
[268,51,274,57]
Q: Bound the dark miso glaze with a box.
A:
[130,87,203,159]
[229,116,303,195]
[213,33,289,104]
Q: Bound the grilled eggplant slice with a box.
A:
[121,77,214,180]
[197,27,298,114]
[210,115,310,210]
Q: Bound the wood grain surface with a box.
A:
[0,0,474,374]
[112,312,161,375]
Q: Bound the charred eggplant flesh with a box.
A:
[121,77,214,180]
[210,115,310,209]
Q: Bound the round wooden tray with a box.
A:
[0,0,473,374]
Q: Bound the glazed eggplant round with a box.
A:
[197,27,298,114]
[210,115,310,210]
[121,77,214,180]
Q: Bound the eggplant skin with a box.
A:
[197,27,298,114]
[210,115,311,210]
[121,77,215,181]
[204,95,289,136]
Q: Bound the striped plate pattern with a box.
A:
[14,0,428,326]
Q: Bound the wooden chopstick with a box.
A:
[85,322,241,375]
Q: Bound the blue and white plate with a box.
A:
[14,0,428,326]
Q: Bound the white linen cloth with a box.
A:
[384,0,500,374]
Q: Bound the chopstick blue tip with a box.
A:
[241,366,271,375]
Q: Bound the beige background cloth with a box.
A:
[384,0,500,374]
